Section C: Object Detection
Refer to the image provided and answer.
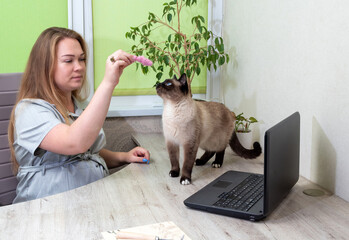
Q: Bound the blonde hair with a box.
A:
[8,27,89,173]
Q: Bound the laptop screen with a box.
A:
[263,112,300,215]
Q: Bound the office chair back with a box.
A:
[0,72,22,206]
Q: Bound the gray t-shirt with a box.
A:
[13,98,109,203]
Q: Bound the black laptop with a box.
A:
[184,112,300,221]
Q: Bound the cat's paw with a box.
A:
[211,163,222,168]
[180,177,191,185]
[195,158,206,166]
[169,170,180,177]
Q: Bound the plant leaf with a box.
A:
[164,55,170,65]
[249,117,258,123]
[167,13,172,22]
[156,72,163,80]
[218,56,225,66]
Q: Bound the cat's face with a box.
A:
[156,73,189,102]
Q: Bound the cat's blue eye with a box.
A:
[165,82,172,86]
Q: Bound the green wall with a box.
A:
[92,0,208,95]
[0,0,68,74]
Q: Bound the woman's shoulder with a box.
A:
[17,98,54,107]
[16,98,63,119]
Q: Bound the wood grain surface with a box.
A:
[0,133,348,240]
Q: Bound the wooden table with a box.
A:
[1,133,349,240]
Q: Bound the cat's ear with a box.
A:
[179,73,189,95]
[173,75,178,80]
[178,73,187,85]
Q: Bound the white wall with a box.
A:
[221,0,349,202]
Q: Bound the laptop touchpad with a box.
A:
[212,180,232,188]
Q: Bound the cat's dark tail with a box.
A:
[229,131,262,159]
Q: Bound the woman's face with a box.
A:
[54,38,86,95]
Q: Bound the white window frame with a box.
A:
[68,0,223,117]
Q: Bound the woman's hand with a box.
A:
[104,49,134,87]
[100,147,151,168]
[126,147,151,164]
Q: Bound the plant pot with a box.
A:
[236,131,253,149]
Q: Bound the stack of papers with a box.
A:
[101,221,191,240]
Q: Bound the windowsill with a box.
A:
[107,105,163,117]
[105,95,163,117]
[104,93,206,117]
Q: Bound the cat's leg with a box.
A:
[212,149,225,168]
[181,142,199,185]
[166,140,180,177]
[195,151,215,166]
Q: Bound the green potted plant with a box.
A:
[125,0,230,95]
[235,113,259,149]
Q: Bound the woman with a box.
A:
[8,27,150,203]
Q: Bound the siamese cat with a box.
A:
[156,73,262,185]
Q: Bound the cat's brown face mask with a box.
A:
[155,73,189,102]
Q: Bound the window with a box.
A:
[1,1,68,73]
[68,0,222,116]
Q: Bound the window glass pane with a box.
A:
[0,0,68,73]
[92,0,207,96]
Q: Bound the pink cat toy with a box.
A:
[133,56,153,66]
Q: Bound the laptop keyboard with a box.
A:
[213,174,264,212]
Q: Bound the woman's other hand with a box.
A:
[100,147,151,168]
[126,147,151,164]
